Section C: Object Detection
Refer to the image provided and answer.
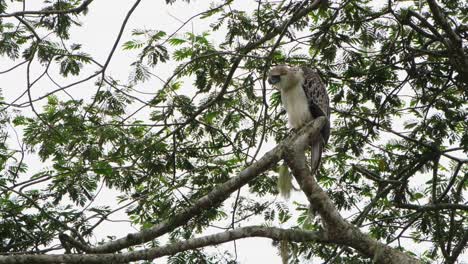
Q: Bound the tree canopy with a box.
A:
[0,0,466,263]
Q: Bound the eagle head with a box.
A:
[268,65,303,90]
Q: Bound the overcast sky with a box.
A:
[1,1,286,262]
[1,0,465,263]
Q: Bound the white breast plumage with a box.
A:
[281,83,312,129]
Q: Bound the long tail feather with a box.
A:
[310,141,323,175]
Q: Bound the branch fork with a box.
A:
[281,117,421,264]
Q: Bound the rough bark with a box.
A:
[77,116,328,254]
[283,120,421,264]
[0,226,327,264]
[0,117,422,263]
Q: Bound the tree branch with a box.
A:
[0,226,326,264]
[426,0,468,83]
[283,119,421,264]
[449,230,468,264]
[152,0,325,145]
[396,203,468,212]
[79,117,328,253]
[0,0,93,18]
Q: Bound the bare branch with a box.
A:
[396,203,468,211]
[0,226,326,264]
[83,117,327,253]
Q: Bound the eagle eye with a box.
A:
[268,75,281,84]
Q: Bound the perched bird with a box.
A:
[268,65,330,174]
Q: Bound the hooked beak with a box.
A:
[268,75,281,85]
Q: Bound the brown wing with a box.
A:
[301,67,330,144]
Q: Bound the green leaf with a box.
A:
[168,38,186,46]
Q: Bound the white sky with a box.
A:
[1,0,285,263]
[0,0,466,263]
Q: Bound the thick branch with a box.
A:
[283,120,421,264]
[426,0,462,46]
[450,230,468,264]
[0,226,326,264]
[60,1,329,253]
[83,117,327,253]
[426,0,468,83]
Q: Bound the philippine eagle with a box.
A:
[268,65,330,174]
